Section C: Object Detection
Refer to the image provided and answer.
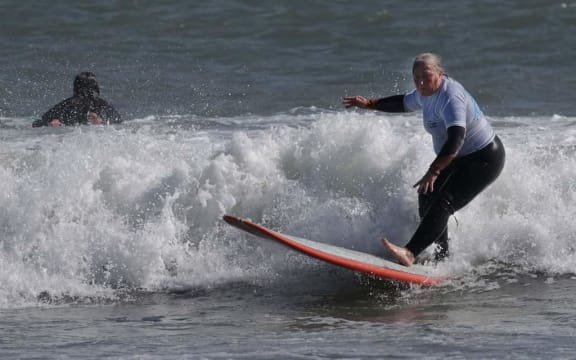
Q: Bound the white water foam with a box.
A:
[1,112,576,307]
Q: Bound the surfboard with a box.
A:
[223,215,446,286]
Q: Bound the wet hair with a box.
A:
[412,53,444,74]
[73,72,100,98]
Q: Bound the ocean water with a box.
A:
[1,1,576,359]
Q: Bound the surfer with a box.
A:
[342,53,505,266]
[33,72,121,127]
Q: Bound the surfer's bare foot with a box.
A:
[382,239,415,267]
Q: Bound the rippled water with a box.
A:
[1,1,576,359]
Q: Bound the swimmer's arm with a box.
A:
[34,98,73,127]
[33,110,62,127]
[101,102,122,124]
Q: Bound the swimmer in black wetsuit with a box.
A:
[343,53,505,266]
[33,72,121,127]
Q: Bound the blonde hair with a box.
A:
[412,53,443,74]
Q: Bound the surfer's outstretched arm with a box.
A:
[342,95,406,112]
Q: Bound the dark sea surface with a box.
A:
[1,1,576,359]
[1,0,575,118]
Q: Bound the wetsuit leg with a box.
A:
[405,136,506,258]
[410,184,453,259]
[417,176,451,260]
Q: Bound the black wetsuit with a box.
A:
[33,72,121,127]
[33,96,121,127]
[373,93,505,260]
[409,135,505,260]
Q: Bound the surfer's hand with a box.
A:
[88,112,104,125]
[414,169,439,194]
[342,96,373,109]
[48,119,63,127]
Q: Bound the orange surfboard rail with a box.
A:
[223,215,446,286]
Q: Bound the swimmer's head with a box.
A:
[73,72,100,98]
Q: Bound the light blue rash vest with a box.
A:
[403,76,495,156]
